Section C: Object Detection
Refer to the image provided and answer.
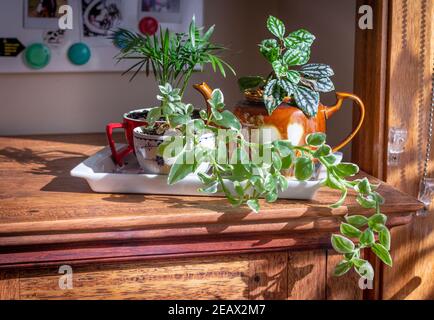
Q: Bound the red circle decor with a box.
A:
[138,17,159,36]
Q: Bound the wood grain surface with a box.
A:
[248,252,288,300]
[18,255,251,300]
[0,270,19,300]
[381,0,434,300]
[352,0,434,300]
[326,250,363,300]
[5,250,366,300]
[287,250,326,300]
[0,134,421,269]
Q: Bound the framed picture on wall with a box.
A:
[81,0,124,45]
[139,0,182,24]
[24,0,69,29]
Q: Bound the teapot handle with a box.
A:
[324,92,366,153]
[193,82,214,115]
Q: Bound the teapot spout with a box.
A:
[193,82,214,113]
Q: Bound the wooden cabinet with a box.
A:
[353,0,434,299]
[2,251,363,300]
[0,134,422,300]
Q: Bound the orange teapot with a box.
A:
[194,83,365,152]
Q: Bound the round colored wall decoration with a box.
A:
[68,43,91,66]
[24,43,51,69]
[138,16,159,36]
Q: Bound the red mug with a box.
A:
[106,109,149,166]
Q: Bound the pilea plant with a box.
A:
[238,16,335,117]
[152,84,392,281]
[113,17,235,98]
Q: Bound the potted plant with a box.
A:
[230,16,365,151]
[106,17,235,166]
[133,83,215,174]
[157,84,391,282]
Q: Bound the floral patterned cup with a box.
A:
[133,127,215,175]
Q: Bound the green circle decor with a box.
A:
[24,43,51,69]
[67,43,91,66]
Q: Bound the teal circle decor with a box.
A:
[67,43,91,66]
[24,43,51,69]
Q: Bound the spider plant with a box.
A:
[112,16,235,98]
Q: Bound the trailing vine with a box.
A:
[149,84,392,281]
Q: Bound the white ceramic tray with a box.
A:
[71,145,342,200]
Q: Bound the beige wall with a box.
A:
[0,0,355,157]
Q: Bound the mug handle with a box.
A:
[106,123,133,166]
[324,92,366,153]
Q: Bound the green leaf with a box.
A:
[272,152,282,170]
[314,77,335,93]
[202,24,215,42]
[189,16,196,48]
[197,172,215,185]
[285,29,316,47]
[281,154,293,170]
[330,188,348,209]
[233,181,244,197]
[272,60,287,78]
[345,215,369,228]
[277,174,289,191]
[146,107,162,126]
[264,174,276,190]
[379,227,391,250]
[293,86,319,117]
[238,76,266,91]
[340,223,362,238]
[273,140,294,157]
[322,154,338,165]
[352,258,366,268]
[168,163,195,185]
[263,79,282,114]
[294,156,314,181]
[313,145,332,158]
[324,173,344,190]
[265,191,278,203]
[333,260,353,277]
[354,260,374,281]
[278,79,295,97]
[168,114,190,128]
[209,89,225,110]
[213,110,242,131]
[372,243,393,267]
[306,132,326,146]
[331,234,355,254]
[199,182,219,194]
[335,163,359,178]
[356,195,377,209]
[369,213,387,227]
[300,63,334,79]
[360,229,375,246]
[211,107,223,121]
[267,16,285,39]
[286,71,301,84]
[283,47,310,66]
[199,109,208,120]
[355,178,372,195]
[247,199,260,213]
[259,39,280,63]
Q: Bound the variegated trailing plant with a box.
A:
[154,84,392,282]
[238,16,335,117]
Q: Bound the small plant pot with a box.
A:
[133,126,215,175]
[106,109,202,166]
